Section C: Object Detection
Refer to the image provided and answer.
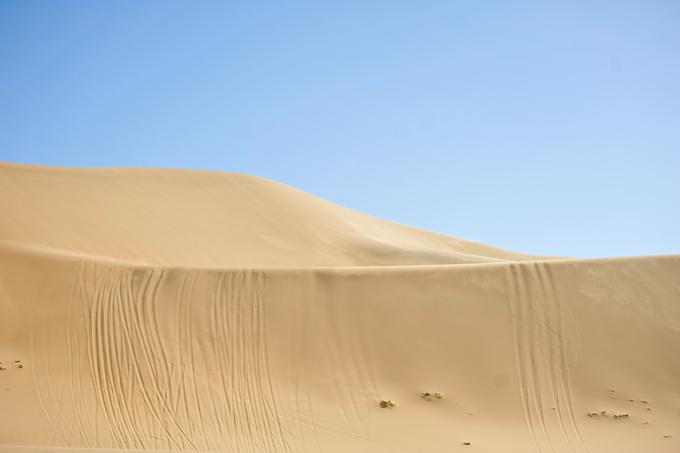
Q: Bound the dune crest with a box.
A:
[1,163,678,453]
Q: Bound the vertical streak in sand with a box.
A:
[505,262,587,453]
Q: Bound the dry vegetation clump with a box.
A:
[586,410,629,419]
[379,400,396,409]
[419,392,442,401]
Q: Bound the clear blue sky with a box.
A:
[1,1,678,258]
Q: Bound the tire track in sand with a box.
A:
[540,263,587,453]
[35,262,290,452]
[78,264,194,450]
[209,269,292,453]
[505,262,587,453]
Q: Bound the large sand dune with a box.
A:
[1,163,678,453]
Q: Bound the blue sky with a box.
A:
[1,1,678,258]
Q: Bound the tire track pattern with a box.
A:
[32,261,291,452]
[506,262,587,453]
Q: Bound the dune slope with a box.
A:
[0,163,544,267]
[1,163,679,453]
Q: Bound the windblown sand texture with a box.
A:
[1,163,679,453]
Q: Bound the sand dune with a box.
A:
[1,163,678,453]
[0,163,546,267]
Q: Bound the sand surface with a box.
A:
[1,163,679,453]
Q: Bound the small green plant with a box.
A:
[379,400,396,409]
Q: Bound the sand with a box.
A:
[0,162,678,453]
